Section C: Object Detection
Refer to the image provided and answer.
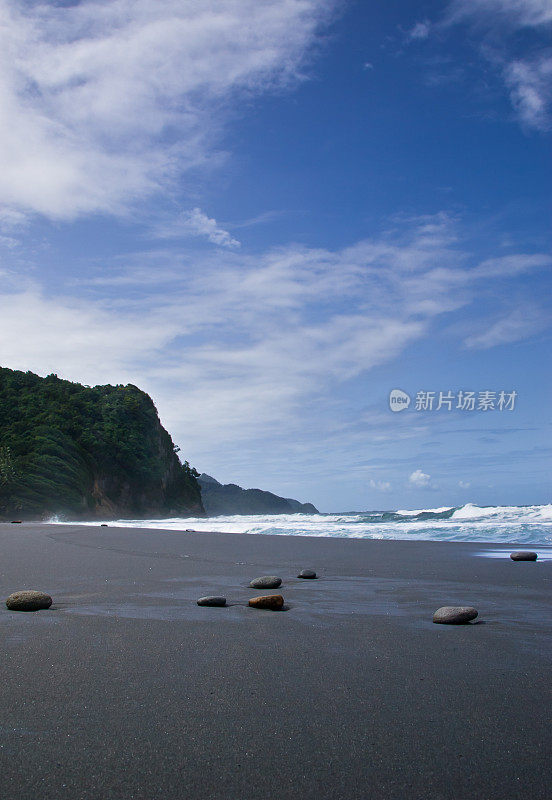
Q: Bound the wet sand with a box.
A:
[1,522,551,799]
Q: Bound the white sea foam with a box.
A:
[50,503,552,545]
[395,506,454,516]
[451,503,552,523]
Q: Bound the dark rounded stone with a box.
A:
[433,606,478,625]
[6,591,53,612]
[510,551,538,561]
[297,569,317,579]
[100,523,108,527]
[249,594,284,610]
[197,596,226,607]
[249,576,282,589]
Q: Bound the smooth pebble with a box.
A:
[433,606,478,625]
[249,594,284,610]
[197,596,227,607]
[249,576,282,589]
[6,591,53,612]
[510,551,538,561]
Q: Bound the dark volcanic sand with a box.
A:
[1,523,551,800]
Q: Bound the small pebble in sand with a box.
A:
[249,594,284,610]
[6,591,53,611]
[197,596,227,607]
[510,551,538,561]
[297,569,317,579]
[433,606,478,625]
[249,576,282,589]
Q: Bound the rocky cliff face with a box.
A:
[198,474,318,516]
[86,437,203,519]
[0,368,204,520]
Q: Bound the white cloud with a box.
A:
[0,0,333,220]
[183,208,241,248]
[152,207,241,247]
[464,308,546,349]
[474,253,552,277]
[0,215,548,469]
[369,479,392,492]
[458,480,471,488]
[446,0,552,28]
[504,55,552,131]
[407,21,431,40]
[0,284,424,456]
[0,206,27,231]
[409,469,432,488]
[415,0,552,131]
[0,290,179,381]
[231,210,287,229]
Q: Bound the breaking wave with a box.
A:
[52,503,552,545]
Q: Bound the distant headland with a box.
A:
[198,473,318,516]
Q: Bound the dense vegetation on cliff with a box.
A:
[0,368,204,519]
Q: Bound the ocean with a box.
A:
[56,503,552,545]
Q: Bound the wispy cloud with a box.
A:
[464,307,547,349]
[410,0,552,130]
[231,210,288,229]
[504,55,552,131]
[0,207,27,231]
[474,253,552,277]
[1,213,548,470]
[0,0,334,221]
[154,208,241,248]
[445,0,552,28]
[406,21,431,41]
[369,478,392,492]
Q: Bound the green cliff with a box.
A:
[0,368,204,520]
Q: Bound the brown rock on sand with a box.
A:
[248,594,284,610]
[6,591,53,611]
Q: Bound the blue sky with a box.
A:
[0,0,550,511]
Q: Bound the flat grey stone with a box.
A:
[197,596,226,607]
[6,591,53,611]
[249,576,282,589]
[510,551,538,561]
[297,569,317,579]
[433,606,478,625]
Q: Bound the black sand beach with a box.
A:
[1,523,551,799]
